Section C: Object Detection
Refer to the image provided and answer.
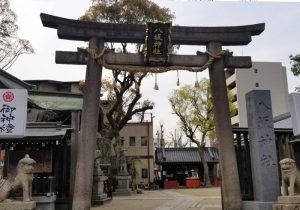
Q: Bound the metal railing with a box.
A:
[232,127,294,200]
[32,176,56,195]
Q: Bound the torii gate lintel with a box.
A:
[40,13,264,45]
[55,50,253,69]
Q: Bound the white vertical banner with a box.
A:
[0,89,27,138]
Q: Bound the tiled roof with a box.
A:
[155,147,219,164]
[0,124,71,143]
[0,69,34,89]
[28,90,83,111]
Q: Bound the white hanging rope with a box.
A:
[86,47,231,74]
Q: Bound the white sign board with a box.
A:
[289,93,300,136]
[0,89,27,138]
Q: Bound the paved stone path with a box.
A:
[91,187,222,210]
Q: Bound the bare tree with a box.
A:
[80,0,174,173]
[0,0,34,71]
[170,129,188,148]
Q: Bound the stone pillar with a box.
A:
[289,93,300,136]
[115,175,132,195]
[92,169,108,201]
[207,42,242,210]
[69,111,80,210]
[243,90,279,210]
[72,37,104,210]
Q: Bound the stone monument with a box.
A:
[115,149,131,195]
[0,154,36,210]
[243,90,279,210]
[273,158,300,210]
[92,151,109,203]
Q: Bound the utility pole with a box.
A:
[160,124,164,148]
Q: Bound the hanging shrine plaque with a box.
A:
[144,22,171,66]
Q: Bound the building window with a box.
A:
[120,136,125,146]
[254,68,258,73]
[142,168,148,178]
[129,136,136,146]
[141,136,148,146]
[255,82,259,87]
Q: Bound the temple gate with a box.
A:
[40,13,264,210]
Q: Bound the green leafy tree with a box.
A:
[289,54,300,92]
[80,0,174,173]
[169,78,235,187]
[0,0,34,70]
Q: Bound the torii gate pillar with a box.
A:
[72,37,104,210]
[207,41,242,209]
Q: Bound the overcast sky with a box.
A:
[8,0,300,137]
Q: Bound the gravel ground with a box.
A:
[91,187,221,210]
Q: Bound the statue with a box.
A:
[94,150,103,176]
[119,149,128,175]
[279,158,300,196]
[0,154,36,202]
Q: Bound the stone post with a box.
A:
[207,42,242,210]
[243,90,279,210]
[69,111,80,210]
[92,165,108,201]
[289,93,300,136]
[72,37,104,210]
[115,149,131,195]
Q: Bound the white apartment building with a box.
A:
[226,61,289,127]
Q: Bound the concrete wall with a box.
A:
[70,83,81,93]
[26,81,81,93]
[228,62,289,127]
[37,83,57,92]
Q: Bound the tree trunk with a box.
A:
[197,143,212,187]
[113,133,121,172]
[97,130,114,163]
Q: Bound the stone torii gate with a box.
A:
[40,13,264,210]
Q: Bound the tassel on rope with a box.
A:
[194,72,199,88]
[176,70,180,86]
[112,80,117,88]
[154,73,159,90]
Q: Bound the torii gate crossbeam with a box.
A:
[40,13,265,210]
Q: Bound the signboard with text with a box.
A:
[144,22,171,66]
[0,89,27,138]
